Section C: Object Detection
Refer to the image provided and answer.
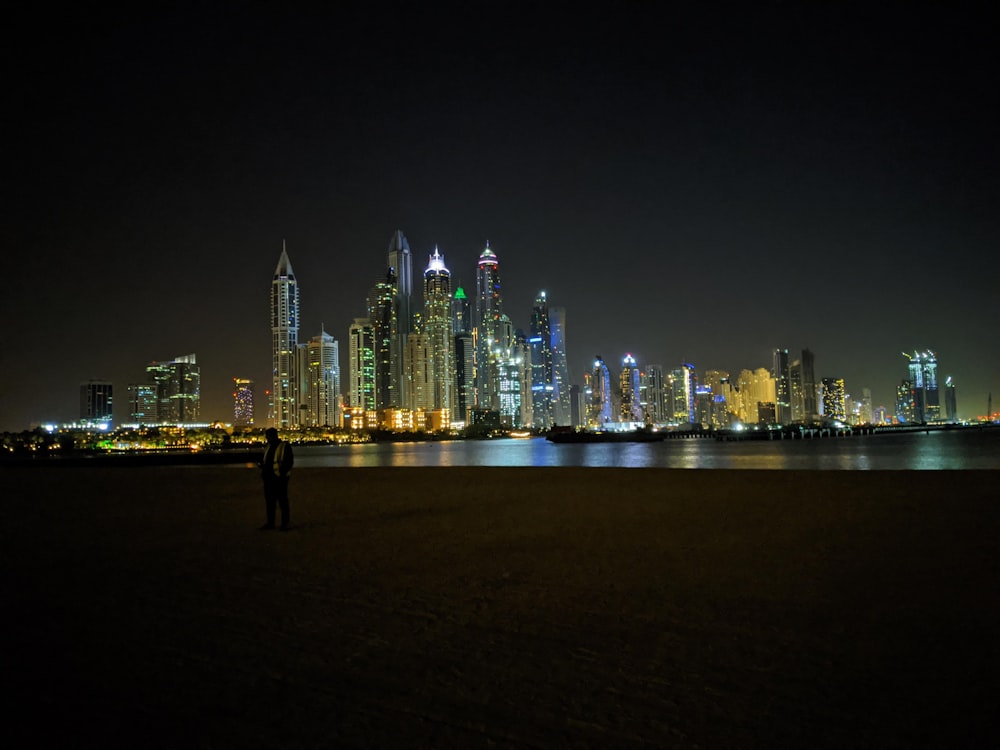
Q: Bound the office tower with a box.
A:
[80,380,113,425]
[368,269,398,409]
[903,350,940,423]
[588,356,613,426]
[821,377,847,422]
[772,348,791,424]
[529,291,555,428]
[474,242,502,410]
[233,378,254,427]
[619,354,642,422]
[641,364,665,424]
[386,231,413,408]
[348,318,375,411]
[549,306,571,426]
[128,383,158,425]
[945,377,957,422]
[670,363,696,424]
[271,242,300,428]
[299,329,340,427]
[734,368,776,424]
[423,247,454,417]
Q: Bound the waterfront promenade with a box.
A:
[5,466,997,747]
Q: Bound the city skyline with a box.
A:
[4,7,998,430]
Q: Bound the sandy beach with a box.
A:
[4,466,997,748]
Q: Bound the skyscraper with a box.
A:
[348,318,375,411]
[670,363,696,424]
[944,377,957,422]
[821,377,846,422]
[270,242,299,428]
[368,269,398,409]
[772,348,791,424]
[80,380,113,426]
[423,247,454,418]
[640,364,665,424]
[619,354,642,422]
[299,329,341,427]
[128,383,158,425]
[145,354,200,424]
[589,356,613,427]
[474,242,502,410]
[386,230,413,409]
[233,378,254,427]
[903,350,940,423]
[529,291,555,428]
[549,306,571,426]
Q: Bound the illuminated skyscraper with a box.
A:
[529,291,555,428]
[348,318,375,411]
[128,383,158,425]
[386,231,413,408]
[474,242,502,410]
[549,306,571,426]
[233,378,254,427]
[298,329,340,427]
[452,286,474,423]
[368,269,398,409]
[944,377,957,422]
[772,348,791,424]
[619,354,642,422]
[640,364,665,423]
[423,247,454,417]
[270,243,299,428]
[789,349,817,423]
[821,377,847,421]
[146,354,200,424]
[80,380,113,425]
[588,356,613,426]
[904,350,939,422]
[670,363,696,424]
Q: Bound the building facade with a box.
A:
[270,243,300,428]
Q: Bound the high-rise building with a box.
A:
[348,318,375,411]
[640,364,665,424]
[128,383,158,425]
[270,242,300,428]
[387,231,413,410]
[904,350,940,422]
[454,330,475,423]
[423,247,454,419]
[298,329,340,427]
[80,380,113,426]
[670,363,696,424]
[474,242,502,410]
[368,269,398,409]
[233,378,254,427]
[800,349,817,422]
[619,354,642,422]
[529,291,555,428]
[452,286,472,335]
[772,348,791,424]
[549,306,571,426]
[145,354,200,424]
[945,376,958,422]
[821,377,846,422]
[588,356,613,427]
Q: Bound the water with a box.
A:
[291,428,1000,470]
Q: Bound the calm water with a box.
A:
[291,428,1000,470]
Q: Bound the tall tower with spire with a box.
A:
[270,241,300,428]
[474,242,502,410]
[387,231,413,409]
[423,247,454,418]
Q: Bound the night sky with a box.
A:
[4,5,998,430]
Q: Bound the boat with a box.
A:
[546,426,667,443]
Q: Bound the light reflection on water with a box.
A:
[291,428,1000,470]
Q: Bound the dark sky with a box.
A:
[4,4,998,429]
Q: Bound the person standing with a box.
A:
[259,427,294,530]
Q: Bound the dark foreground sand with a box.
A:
[4,466,997,748]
